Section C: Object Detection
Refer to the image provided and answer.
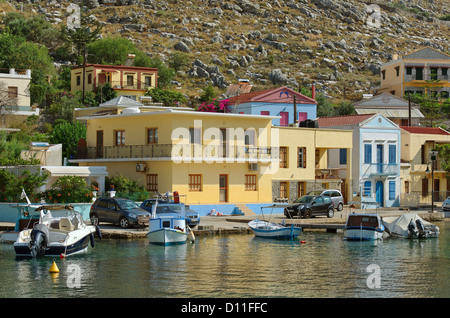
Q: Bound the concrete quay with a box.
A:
[91,206,448,239]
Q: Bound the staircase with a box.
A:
[233,204,255,216]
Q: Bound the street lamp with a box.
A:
[425,151,439,213]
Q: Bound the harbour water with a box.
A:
[0,221,448,298]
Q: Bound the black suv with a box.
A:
[90,197,151,229]
[284,195,334,219]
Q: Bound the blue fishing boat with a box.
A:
[248,204,301,239]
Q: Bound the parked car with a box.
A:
[284,195,334,218]
[90,197,151,229]
[307,189,344,211]
[140,199,200,227]
[442,197,450,211]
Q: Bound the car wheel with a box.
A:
[90,214,100,226]
[337,203,343,211]
[119,217,129,229]
[304,209,312,219]
[327,207,335,218]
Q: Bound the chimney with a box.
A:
[124,54,136,66]
[311,82,316,100]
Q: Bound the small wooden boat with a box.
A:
[248,220,301,239]
[248,204,301,240]
[344,213,385,241]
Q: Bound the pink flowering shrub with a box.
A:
[197,98,230,113]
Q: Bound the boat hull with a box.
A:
[147,228,187,245]
[344,227,384,241]
[249,220,301,239]
[14,233,91,257]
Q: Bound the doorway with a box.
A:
[376,181,384,207]
[219,175,228,202]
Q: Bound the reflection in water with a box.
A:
[0,222,449,297]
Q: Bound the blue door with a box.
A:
[376,144,383,173]
[376,181,384,207]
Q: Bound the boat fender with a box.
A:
[95,225,102,240]
[90,232,95,248]
[300,240,306,244]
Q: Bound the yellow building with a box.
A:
[0,68,38,116]
[70,63,158,101]
[376,47,450,99]
[400,125,450,206]
[272,126,353,203]
[71,108,278,205]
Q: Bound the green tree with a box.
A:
[50,121,86,159]
[169,51,189,72]
[0,169,47,203]
[41,176,94,203]
[44,94,82,122]
[145,87,186,106]
[94,82,117,104]
[86,37,135,65]
[316,93,335,117]
[199,83,217,103]
[0,31,54,105]
[335,101,356,116]
[434,144,450,173]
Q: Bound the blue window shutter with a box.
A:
[339,148,347,165]
[364,144,372,164]
[364,181,371,196]
[389,145,396,164]
[389,181,395,200]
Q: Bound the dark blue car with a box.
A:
[140,199,200,227]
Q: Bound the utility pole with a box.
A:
[293,95,297,125]
[408,92,411,126]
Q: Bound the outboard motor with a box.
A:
[29,224,49,258]
[415,219,426,238]
[407,220,417,238]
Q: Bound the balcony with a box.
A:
[365,163,400,176]
[75,144,278,163]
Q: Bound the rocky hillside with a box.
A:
[3,0,450,101]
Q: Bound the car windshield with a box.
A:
[116,199,139,210]
[307,191,322,195]
[156,206,177,214]
[294,196,314,203]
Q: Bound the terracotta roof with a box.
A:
[317,114,375,127]
[400,126,450,135]
[227,88,277,105]
[227,86,317,105]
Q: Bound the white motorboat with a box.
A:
[382,213,439,239]
[248,204,302,239]
[344,213,385,241]
[146,199,194,245]
[14,205,101,257]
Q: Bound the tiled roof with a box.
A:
[403,47,450,60]
[400,126,450,135]
[317,114,375,127]
[227,88,278,105]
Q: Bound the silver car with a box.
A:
[442,197,450,211]
[307,189,344,211]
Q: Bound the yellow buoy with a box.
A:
[49,260,59,273]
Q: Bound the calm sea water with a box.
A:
[0,222,449,298]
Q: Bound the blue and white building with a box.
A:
[227,86,317,126]
[318,113,401,208]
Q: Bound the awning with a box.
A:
[42,166,108,177]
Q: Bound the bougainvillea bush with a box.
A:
[197,99,230,113]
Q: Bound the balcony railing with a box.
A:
[75,144,278,162]
[364,163,399,176]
